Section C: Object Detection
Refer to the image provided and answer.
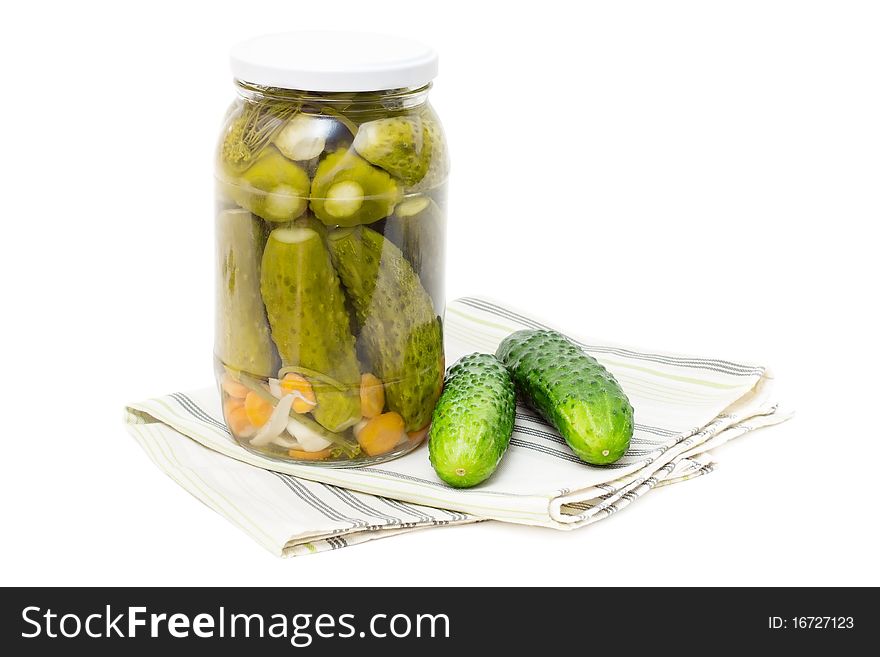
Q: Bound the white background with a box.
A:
[1,0,878,586]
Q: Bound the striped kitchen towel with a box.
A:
[124,297,790,556]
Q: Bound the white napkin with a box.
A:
[125,297,789,556]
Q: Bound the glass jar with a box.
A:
[214,33,448,466]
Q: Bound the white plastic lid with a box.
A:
[230,31,438,92]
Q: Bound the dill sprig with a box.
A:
[221,99,301,172]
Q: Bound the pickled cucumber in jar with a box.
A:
[382,194,446,308]
[327,226,444,433]
[310,149,401,227]
[260,225,362,433]
[226,146,311,222]
[214,32,449,466]
[215,208,279,378]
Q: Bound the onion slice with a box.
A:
[270,434,302,450]
[268,378,283,399]
[287,416,333,452]
[250,394,295,447]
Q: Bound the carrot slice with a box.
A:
[360,373,385,418]
[356,412,405,456]
[280,373,317,413]
[244,391,274,427]
[224,396,244,415]
[288,448,333,460]
[221,375,250,399]
[226,405,255,437]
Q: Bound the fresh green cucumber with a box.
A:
[496,329,633,465]
[428,353,516,488]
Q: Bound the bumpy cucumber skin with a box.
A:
[310,149,401,227]
[260,228,362,432]
[428,354,516,488]
[328,226,443,431]
[352,116,432,186]
[496,330,633,465]
[215,209,279,378]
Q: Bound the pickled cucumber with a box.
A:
[215,209,280,378]
[383,195,445,304]
[260,226,362,432]
[288,212,328,238]
[328,226,443,431]
[310,149,401,227]
[496,330,634,465]
[408,108,448,193]
[229,146,311,222]
[353,116,432,186]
